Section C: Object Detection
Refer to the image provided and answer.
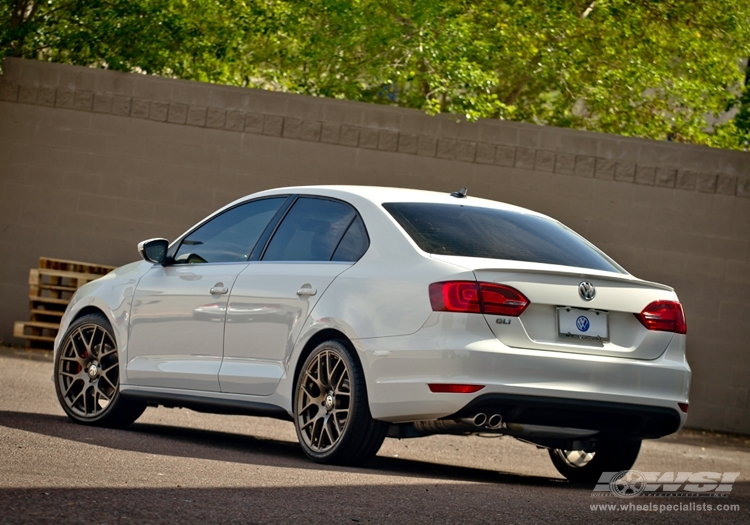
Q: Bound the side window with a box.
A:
[332,216,368,262]
[174,197,285,264]
[262,197,358,262]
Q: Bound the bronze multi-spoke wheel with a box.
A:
[293,340,388,465]
[548,440,642,484]
[55,314,145,427]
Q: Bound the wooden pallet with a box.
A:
[28,268,103,300]
[14,258,116,352]
[38,257,115,276]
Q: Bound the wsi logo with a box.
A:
[592,471,740,498]
[576,316,590,332]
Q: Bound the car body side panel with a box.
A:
[53,260,153,385]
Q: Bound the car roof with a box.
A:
[250,185,548,218]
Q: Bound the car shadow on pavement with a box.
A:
[0,409,566,489]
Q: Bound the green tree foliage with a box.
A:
[2,0,749,149]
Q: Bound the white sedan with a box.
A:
[53,185,690,483]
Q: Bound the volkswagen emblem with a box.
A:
[579,281,596,301]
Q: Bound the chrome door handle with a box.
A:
[210,284,229,295]
[296,286,317,297]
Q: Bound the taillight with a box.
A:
[635,301,687,334]
[429,281,529,316]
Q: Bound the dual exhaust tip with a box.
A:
[471,412,503,430]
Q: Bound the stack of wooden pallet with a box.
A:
[13,257,116,352]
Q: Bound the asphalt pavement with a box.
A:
[0,347,748,524]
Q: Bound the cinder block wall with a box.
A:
[1,58,748,433]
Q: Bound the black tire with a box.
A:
[548,440,642,484]
[54,313,146,428]
[293,339,388,466]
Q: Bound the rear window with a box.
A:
[383,203,623,273]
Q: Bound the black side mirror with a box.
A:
[138,238,169,264]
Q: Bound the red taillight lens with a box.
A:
[428,384,485,394]
[636,301,687,334]
[678,403,689,414]
[429,281,481,313]
[479,283,530,316]
[429,281,529,316]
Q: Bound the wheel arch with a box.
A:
[72,305,109,324]
[291,328,357,399]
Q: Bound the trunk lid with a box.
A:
[433,255,677,360]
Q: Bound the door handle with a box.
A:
[210,283,229,295]
[296,286,317,297]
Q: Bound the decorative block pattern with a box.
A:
[575,156,595,178]
[1,65,747,199]
[378,130,398,151]
[535,150,555,173]
[244,112,263,133]
[635,166,656,185]
[397,133,418,154]
[225,110,245,132]
[18,85,37,104]
[262,115,283,136]
[167,103,188,124]
[149,101,169,122]
[655,167,677,188]
[93,94,113,114]
[301,121,322,142]
[514,148,536,169]
[697,173,718,193]
[475,143,495,164]
[594,158,616,180]
[206,108,226,129]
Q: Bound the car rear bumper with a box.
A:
[447,393,681,439]
[355,312,690,435]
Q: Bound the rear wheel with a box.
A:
[55,313,146,428]
[293,340,388,465]
[548,440,642,484]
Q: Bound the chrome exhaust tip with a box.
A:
[473,413,487,427]
[488,414,503,429]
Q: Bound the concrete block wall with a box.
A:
[1,58,749,433]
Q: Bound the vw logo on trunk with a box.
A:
[579,281,596,301]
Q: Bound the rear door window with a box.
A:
[263,197,363,262]
[383,202,623,273]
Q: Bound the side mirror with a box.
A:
[138,238,169,264]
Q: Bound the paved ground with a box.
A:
[0,347,748,524]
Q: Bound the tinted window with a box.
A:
[383,203,623,273]
[174,197,285,264]
[263,197,357,261]
[332,216,368,262]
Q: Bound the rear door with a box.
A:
[220,196,369,396]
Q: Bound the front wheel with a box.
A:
[548,440,642,484]
[293,340,388,466]
[55,313,146,428]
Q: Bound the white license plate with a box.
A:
[558,307,608,341]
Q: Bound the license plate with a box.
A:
[558,307,608,341]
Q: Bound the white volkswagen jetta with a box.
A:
[53,185,690,482]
